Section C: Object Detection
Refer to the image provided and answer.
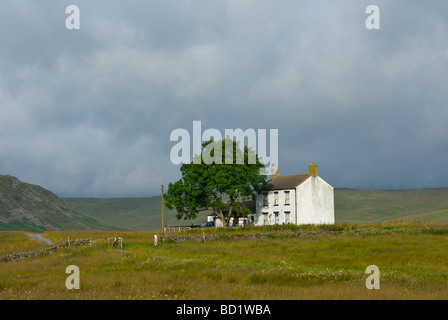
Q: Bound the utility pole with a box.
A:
[161,184,164,235]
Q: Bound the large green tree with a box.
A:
[165,138,267,227]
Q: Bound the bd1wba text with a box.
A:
[176,304,271,317]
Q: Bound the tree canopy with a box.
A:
[164,138,267,227]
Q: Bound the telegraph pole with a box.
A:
[161,184,164,235]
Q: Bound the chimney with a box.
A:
[308,162,318,177]
[271,163,280,180]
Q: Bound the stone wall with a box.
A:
[156,227,425,245]
[1,238,91,262]
[157,230,323,244]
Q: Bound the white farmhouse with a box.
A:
[249,163,334,226]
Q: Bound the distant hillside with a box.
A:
[63,197,211,231]
[64,188,448,231]
[0,175,121,232]
[335,188,448,223]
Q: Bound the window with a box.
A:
[274,192,278,206]
[263,193,268,207]
[274,212,279,225]
[284,191,290,205]
[285,211,290,224]
[262,212,268,225]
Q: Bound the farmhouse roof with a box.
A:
[265,174,310,190]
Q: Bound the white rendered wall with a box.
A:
[296,176,334,225]
[254,188,296,226]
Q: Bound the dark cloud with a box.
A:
[0,0,447,196]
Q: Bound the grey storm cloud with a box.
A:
[0,0,447,197]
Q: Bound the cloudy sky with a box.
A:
[0,0,447,197]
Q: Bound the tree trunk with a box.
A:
[216,209,228,227]
[227,205,233,228]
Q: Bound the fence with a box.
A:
[107,237,124,249]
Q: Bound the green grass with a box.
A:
[0,231,49,256]
[1,222,448,299]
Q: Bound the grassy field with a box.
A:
[2,222,448,299]
[0,231,50,256]
[63,188,448,231]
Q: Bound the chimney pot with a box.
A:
[309,162,318,177]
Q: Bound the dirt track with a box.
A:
[27,233,54,245]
